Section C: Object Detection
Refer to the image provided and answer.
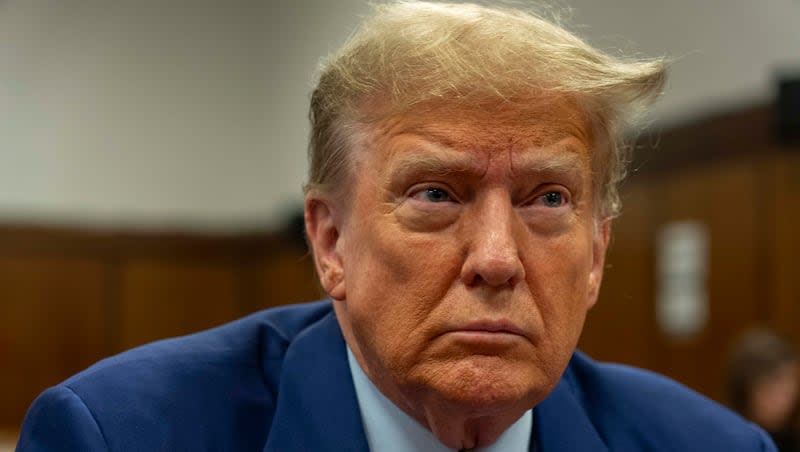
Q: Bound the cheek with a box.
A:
[524,229,594,334]
[347,221,459,298]
[529,231,589,283]
[341,213,463,351]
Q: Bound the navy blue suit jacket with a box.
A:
[18,300,775,451]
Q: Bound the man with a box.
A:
[18,2,776,451]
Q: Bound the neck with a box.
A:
[415,406,527,449]
[374,376,531,449]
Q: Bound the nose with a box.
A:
[460,191,525,288]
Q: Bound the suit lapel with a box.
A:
[532,372,609,452]
[263,311,370,452]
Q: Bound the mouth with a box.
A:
[444,320,528,342]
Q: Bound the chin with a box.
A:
[416,355,550,414]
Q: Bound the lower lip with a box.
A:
[445,330,524,345]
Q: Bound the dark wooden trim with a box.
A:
[630,104,798,177]
[0,223,289,260]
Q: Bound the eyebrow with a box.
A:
[511,149,587,177]
[389,153,480,179]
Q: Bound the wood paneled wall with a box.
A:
[0,228,320,429]
[579,106,800,402]
[0,256,108,429]
[770,151,800,337]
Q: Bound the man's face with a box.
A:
[308,97,609,419]
[750,361,799,431]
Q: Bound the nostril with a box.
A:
[464,255,524,288]
[466,273,485,287]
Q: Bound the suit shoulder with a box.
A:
[564,351,776,451]
[18,385,108,451]
[64,299,332,387]
[25,300,333,451]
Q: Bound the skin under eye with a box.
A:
[400,185,461,231]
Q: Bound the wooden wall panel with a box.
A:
[253,252,322,309]
[0,256,108,427]
[647,158,763,399]
[0,227,316,431]
[770,151,800,344]
[118,259,242,351]
[579,183,656,368]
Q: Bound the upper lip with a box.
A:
[451,319,527,337]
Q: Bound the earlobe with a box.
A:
[586,220,611,309]
[304,197,346,300]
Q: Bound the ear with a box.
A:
[304,196,346,300]
[586,219,611,309]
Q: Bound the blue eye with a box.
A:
[540,191,564,207]
[420,187,452,203]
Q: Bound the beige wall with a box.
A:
[0,0,798,231]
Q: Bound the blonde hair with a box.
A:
[306,1,666,218]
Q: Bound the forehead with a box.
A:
[361,97,594,166]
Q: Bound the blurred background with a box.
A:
[1,0,799,448]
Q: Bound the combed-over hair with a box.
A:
[306,1,666,218]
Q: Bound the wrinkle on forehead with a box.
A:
[365,95,593,155]
[361,98,593,179]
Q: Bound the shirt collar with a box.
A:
[347,347,532,452]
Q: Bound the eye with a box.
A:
[413,187,453,203]
[540,191,565,207]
